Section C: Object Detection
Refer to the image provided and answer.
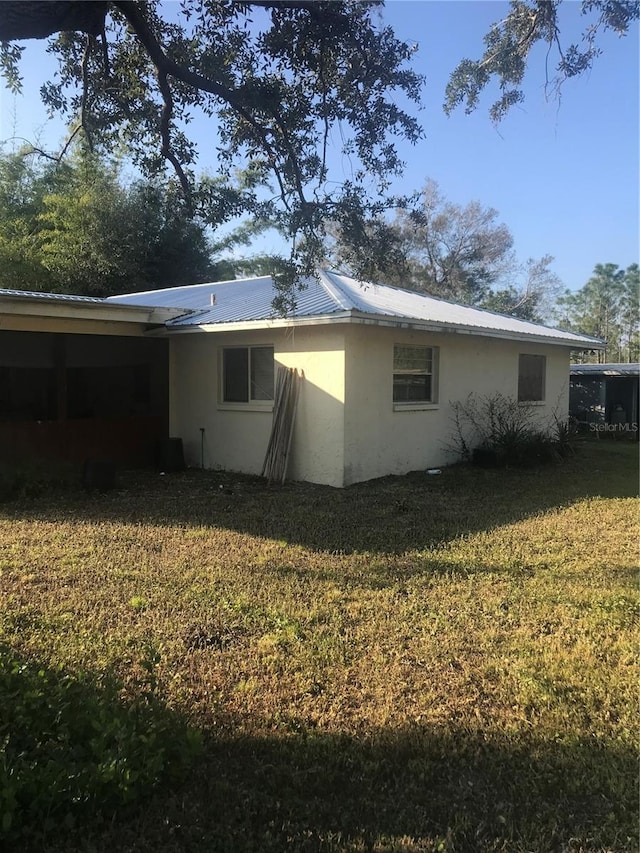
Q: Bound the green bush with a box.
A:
[0,645,202,847]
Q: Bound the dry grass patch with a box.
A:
[0,440,638,852]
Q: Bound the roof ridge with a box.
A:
[317,269,354,311]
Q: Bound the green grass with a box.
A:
[0,440,638,852]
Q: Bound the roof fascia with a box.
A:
[150,312,353,335]
[344,310,604,349]
[0,294,186,325]
[159,308,604,349]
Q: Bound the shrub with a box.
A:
[0,645,202,847]
[447,393,570,468]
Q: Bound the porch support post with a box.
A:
[54,334,67,421]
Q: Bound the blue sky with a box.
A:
[0,1,637,293]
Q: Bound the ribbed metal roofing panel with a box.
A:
[109,274,344,324]
[108,279,266,312]
[1,288,105,304]
[108,269,603,347]
[321,271,602,346]
[570,363,640,376]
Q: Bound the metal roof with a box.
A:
[570,363,640,376]
[0,287,189,323]
[0,288,106,304]
[109,269,604,348]
[107,275,340,322]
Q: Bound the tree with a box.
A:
[0,150,59,291]
[445,0,639,122]
[332,179,514,304]
[555,262,640,363]
[0,145,229,296]
[0,1,423,290]
[619,263,639,362]
[329,179,561,320]
[480,255,562,320]
[1,1,635,292]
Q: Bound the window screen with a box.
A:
[222,346,274,403]
[250,347,275,401]
[518,354,546,402]
[393,345,435,403]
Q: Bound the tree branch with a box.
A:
[112,0,312,213]
[80,34,94,151]
[478,9,542,72]
[156,67,192,203]
[0,2,108,41]
[10,124,83,163]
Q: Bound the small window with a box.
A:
[393,345,437,404]
[518,354,546,402]
[222,346,274,403]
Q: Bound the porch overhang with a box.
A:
[0,290,189,328]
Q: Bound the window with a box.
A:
[222,346,274,403]
[518,354,546,402]
[393,345,438,404]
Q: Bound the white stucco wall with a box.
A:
[168,322,571,487]
[168,325,346,487]
[275,326,346,487]
[343,324,571,486]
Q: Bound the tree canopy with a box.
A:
[0,0,425,287]
[0,145,243,295]
[1,1,637,287]
[445,0,639,122]
[556,262,640,363]
[329,179,562,321]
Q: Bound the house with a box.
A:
[0,271,603,487]
[569,363,639,437]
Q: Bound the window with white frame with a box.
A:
[518,354,546,402]
[222,346,274,403]
[393,344,438,404]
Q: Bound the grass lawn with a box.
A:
[0,439,638,852]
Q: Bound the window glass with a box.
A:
[223,348,249,402]
[518,354,546,402]
[222,346,274,403]
[393,345,436,403]
[251,347,275,401]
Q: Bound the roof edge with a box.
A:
[0,289,187,324]
[161,307,605,347]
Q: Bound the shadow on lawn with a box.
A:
[144,727,635,853]
[3,442,638,557]
[0,644,201,852]
[4,646,634,852]
[26,700,636,853]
